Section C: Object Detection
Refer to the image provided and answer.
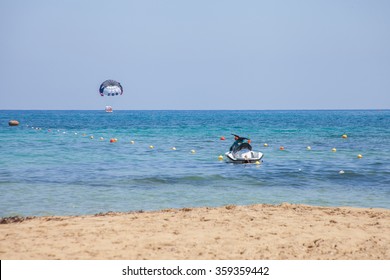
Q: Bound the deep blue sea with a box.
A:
[0,110,389,217]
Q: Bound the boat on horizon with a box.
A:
[105,106,113,113]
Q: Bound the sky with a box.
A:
[0,0,389,110]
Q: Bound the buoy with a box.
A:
[279,146,284,150]
[264,143,268,147]
[149,145,154,149]
[339,170,345,174]
[8,120,19,126]
[220,136,225,140]
[130,140,135,144]
[307,146,312,150]
[255,161,260,165]
[100,137,104,141]
[172,147,176,150]
[342,134,348,139]
[218,155,224,160]
[90,136,94,139]
[332,148,337,152]
[357,154,363,159]
[191,149,196,154]
[110,138,117,143]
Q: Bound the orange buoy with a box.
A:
[279,146,284,150]
[110,138,117,143]
[220,136,226,140]
[8,120,19,126]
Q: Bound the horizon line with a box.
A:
[1,108,389,111]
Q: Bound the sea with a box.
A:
[0,110,389,217]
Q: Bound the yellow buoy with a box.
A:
[255,161,260,164]
[149,145,154,149]
[307,146,311,150]
[332,148,337,152]
[342,134,348,139]
[357,154,363,159]
[130,140,135,144]
[218,155,224,160]
[191,149,196,154]
[264,143,269,147]
[172,147,176,150]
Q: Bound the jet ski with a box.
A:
[225,134,264,163]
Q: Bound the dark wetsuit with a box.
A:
[229,136,248,152]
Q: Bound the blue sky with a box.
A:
[0,0,389,110]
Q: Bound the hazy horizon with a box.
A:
[1,0,389,110]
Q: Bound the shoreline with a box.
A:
[1,203,389,260]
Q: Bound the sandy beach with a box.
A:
[0,203,389,260]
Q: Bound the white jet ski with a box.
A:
[225,134,264,163]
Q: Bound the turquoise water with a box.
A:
[0,110,389,216]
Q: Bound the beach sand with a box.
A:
[0,203,389,260]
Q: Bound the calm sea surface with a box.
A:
[0,110,389,216]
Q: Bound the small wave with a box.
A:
[131,174,228,186]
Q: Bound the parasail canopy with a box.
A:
[99,80,123,97]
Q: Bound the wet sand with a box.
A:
[1,203,389,259]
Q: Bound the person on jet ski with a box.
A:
[230,134,252,153]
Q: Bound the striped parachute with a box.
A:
[99,80,123,97]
